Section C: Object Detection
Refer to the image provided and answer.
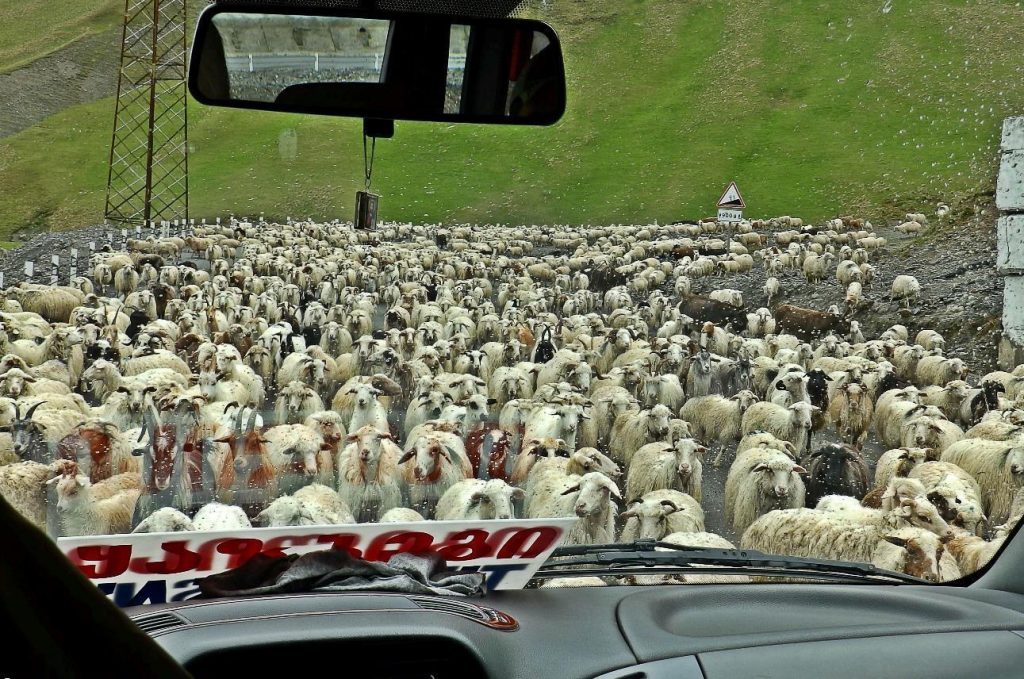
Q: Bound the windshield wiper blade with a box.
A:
[537,540,929,585]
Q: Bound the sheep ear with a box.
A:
[560,484,581,496]
[752,463,770,473]
[469,491,487,504]
[792,465,808,475]
[510,487,526,501]
[397,450,415,464]
[620,507,638,519]
[774,382,788,391]
[660,500,680,514]
[883,536,909,549]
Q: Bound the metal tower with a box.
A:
[104,0,189,226]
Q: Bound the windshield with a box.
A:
[0,0,1022,603]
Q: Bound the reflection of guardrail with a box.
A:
[226,53,466,73]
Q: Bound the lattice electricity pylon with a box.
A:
[104,0,189,226]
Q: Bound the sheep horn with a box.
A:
[23,401,45,420]
[234,404,247,433]
[246,409,259,433]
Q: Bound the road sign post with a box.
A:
[716,181,746,250]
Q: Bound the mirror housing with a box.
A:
[188,3,566,125]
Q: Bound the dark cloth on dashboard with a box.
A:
[197,549,486,598]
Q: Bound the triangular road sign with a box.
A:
[717,181,746,209]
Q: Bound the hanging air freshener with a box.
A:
[355,129,379,230]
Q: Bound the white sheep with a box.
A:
[619,489,704,541]
[274,380,325,425]
[709,288,743,308]
[735,431,798,458]
[262,423,333,491]
[724,447,806,536]
[817,491,950,537]
[639,373,685,413]
[626,438,705,502]
[608,404,673,466]
[915,355,968,387]
[900,413,964,456]
[876,397,940,449]
[522,402,587,454]
[835,260,863,286]
[915,329,946,353]
[890,275,921,309]
[895,220,923,235]
[528,471,621,545]
[589,386,640,449]
[827,381,874,448]
[768,369,809,407]
[436,478,524,520]
[380,507,425,523]
[336,425,404,523]
[192,502,252,531]
[745,308,776,337]
[254,483,355,527]
[54,470,143,536]
[920,380,971,422]
[763,277,780,306]
[0,458,73,529]
[131,507,195,533]
[944,530,1006,576]
[522,447,621,509]
[908,461,985,535]
[941,439,1024,524]
[400,426,473,517]
[740,401,817,455]
[873,447,936,491]
[679,390,759,467]
[745,510,956,582]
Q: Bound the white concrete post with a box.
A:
[997,117,1024,368]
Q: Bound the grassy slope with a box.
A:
[1,0,1023,236]
[0,1,121,73]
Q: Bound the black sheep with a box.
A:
[532,326,556,364]
[801,443,870,507]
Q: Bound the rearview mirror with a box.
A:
[188,4,566,125]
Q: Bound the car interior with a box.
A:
[4,1,1024,678]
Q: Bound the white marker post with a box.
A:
[70,248,78,279]
[24,260,33,281]
[0,272,5,289]
[716,181,746,250]
[50,255,59,284]
[121,229,128,250]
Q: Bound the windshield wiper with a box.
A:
[534,540,929,585]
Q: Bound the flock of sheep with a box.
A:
[0,213,1018,586]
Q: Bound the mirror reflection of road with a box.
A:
[225,54,465,72]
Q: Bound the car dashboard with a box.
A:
[129,583,1024,678]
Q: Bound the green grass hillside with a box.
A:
[1,0,1023,236]
[0,1,120,73]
